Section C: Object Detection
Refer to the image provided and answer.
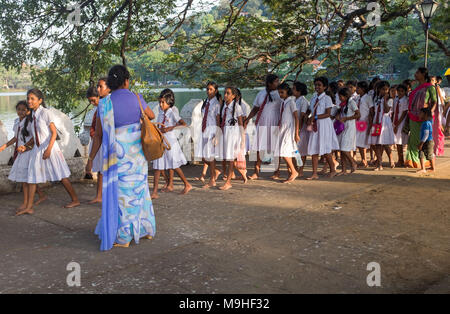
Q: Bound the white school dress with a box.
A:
[153,107,187,170]
[296,96,310,156]
[307,93,340,156]
[369,97,395,145]
[356,94,374,149]
[251,90,281,153]
[238,101,250,153]
[392,96,409,145]
[276,96,298,158]
[8,118,33,182]
[27,106,71,184]
[337,99,358,152]
[218,101,243,161]
[195,97,220,161]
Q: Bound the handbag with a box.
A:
[334,118,345,135]
[356,120,368,132]
[136,94,170,161]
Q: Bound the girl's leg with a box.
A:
[152,170,161,199]
[306,155,319,180]
[249,151,262,180]
[164,169,175,192]
[17,183,36,215]
[396,145,405,167]
[221,160,228,180]
[299,156,307,177]
[417,158,427,173]
[17,183,29,212]
[220,161,234,190]
[35,185,47,205]
[282,157,299,183]
[195,161,208,183]
[325,153,337,178]
[430,157,436,172]
[205,160,217,188]
[343,151,358,173]
[61,178,80,208]
[374,145,383,171]
[271,157,281,180]
[173,168,192,195]
[162,170,170,189]
[384,145,394,168]
[369,146,375,165]
[235,166,248,184]
[89,173,103,204]
[358,147,368,167]
[337,151,348,176]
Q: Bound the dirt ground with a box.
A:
[0,142,449,294]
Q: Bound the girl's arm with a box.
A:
[163,119,187,133]
[86,115,103,172]
[0,136,17,152]
[144,106,155,120]
[244,106,259,127]
[367,107,375,135]
[238,116,245,146]
[43,123,58,160]
[293,111,300,143]
[343,109,361,122]
[317,108,331,120]
[299,112,306,130]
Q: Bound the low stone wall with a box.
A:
[0,157,87,194]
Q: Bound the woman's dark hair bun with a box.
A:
[107,65,130,91]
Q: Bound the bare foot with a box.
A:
[327,171,337,178]
[219,182,232,190]
[351,164,358,173]
[270,172,280,180]
[336,171,348,177]
[34,195,48,206]
[194,176,205,184]
[64,201,81,208]
[358,161,368,168]
[16,208,34,216]
[416,169,427,174]
[180,184,192,195]
[202,180,217,189]
[88,198,102,204]
[374,166,383,171]
[16,204,26,211]
[214,169,222,180]
[283,172,299,183]
[390,162,395,169]
[151,192,159,199]
[162,185,174,193]
[242,175,248,184]
[306,174,319,180]
[248,173,259,180]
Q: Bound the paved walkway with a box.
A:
[1,142,449,293]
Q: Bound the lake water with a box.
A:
[0,88,262,138]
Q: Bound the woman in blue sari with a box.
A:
[87,65,156,251]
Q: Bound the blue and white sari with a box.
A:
[95,95,156,251]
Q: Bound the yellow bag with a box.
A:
[136,94,170,161]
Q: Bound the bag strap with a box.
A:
[136,93,146,117]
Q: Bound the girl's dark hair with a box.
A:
[107,65,130,91]
[277,82,293,96]
[98,77,108,83]
[346,80,357,87]
[293,81,308,96]
[329,81,339,95]
[314,76,329,88]
[202,81,222,110]
[27,88,46,108]
[417,67,431,83]
[420,107,432,119]
[16,100,31,142]
[357,81,369,93]
[265,74,279,102]
[236,88,243,107]
[397,84,407,93]
[338,87,351,99]
[402,79,413,89]
[220,87,238,126]
[376,80,390,94]
[369,76,381,91]
[86,86,99,98]
[159,88,175,107]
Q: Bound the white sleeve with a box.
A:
[367,95,374,108]
[324,96,333,109]
[235,103,243,118]
[387,99,393,108]
[421,129,430,142]
[42,109,53,126]
[253,91,263,107]
[289,99,297,113]
[172,108,181,123]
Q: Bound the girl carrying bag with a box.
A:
[136,93,170,161]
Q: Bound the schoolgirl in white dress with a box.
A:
[0,101,46,213]
[152,89,191,198]
[306,77,340,180]
[19,89,79,215]
[194,82,221,188]
[368,82,395,171]
[244,74,281,180]
[293,82,309,177]
[217,87,246,190]
[275,83,300,183]
[391,84,409,167]
[335,88,360,175]
[355,81,374,167]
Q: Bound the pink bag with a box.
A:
[356,120,367,132]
